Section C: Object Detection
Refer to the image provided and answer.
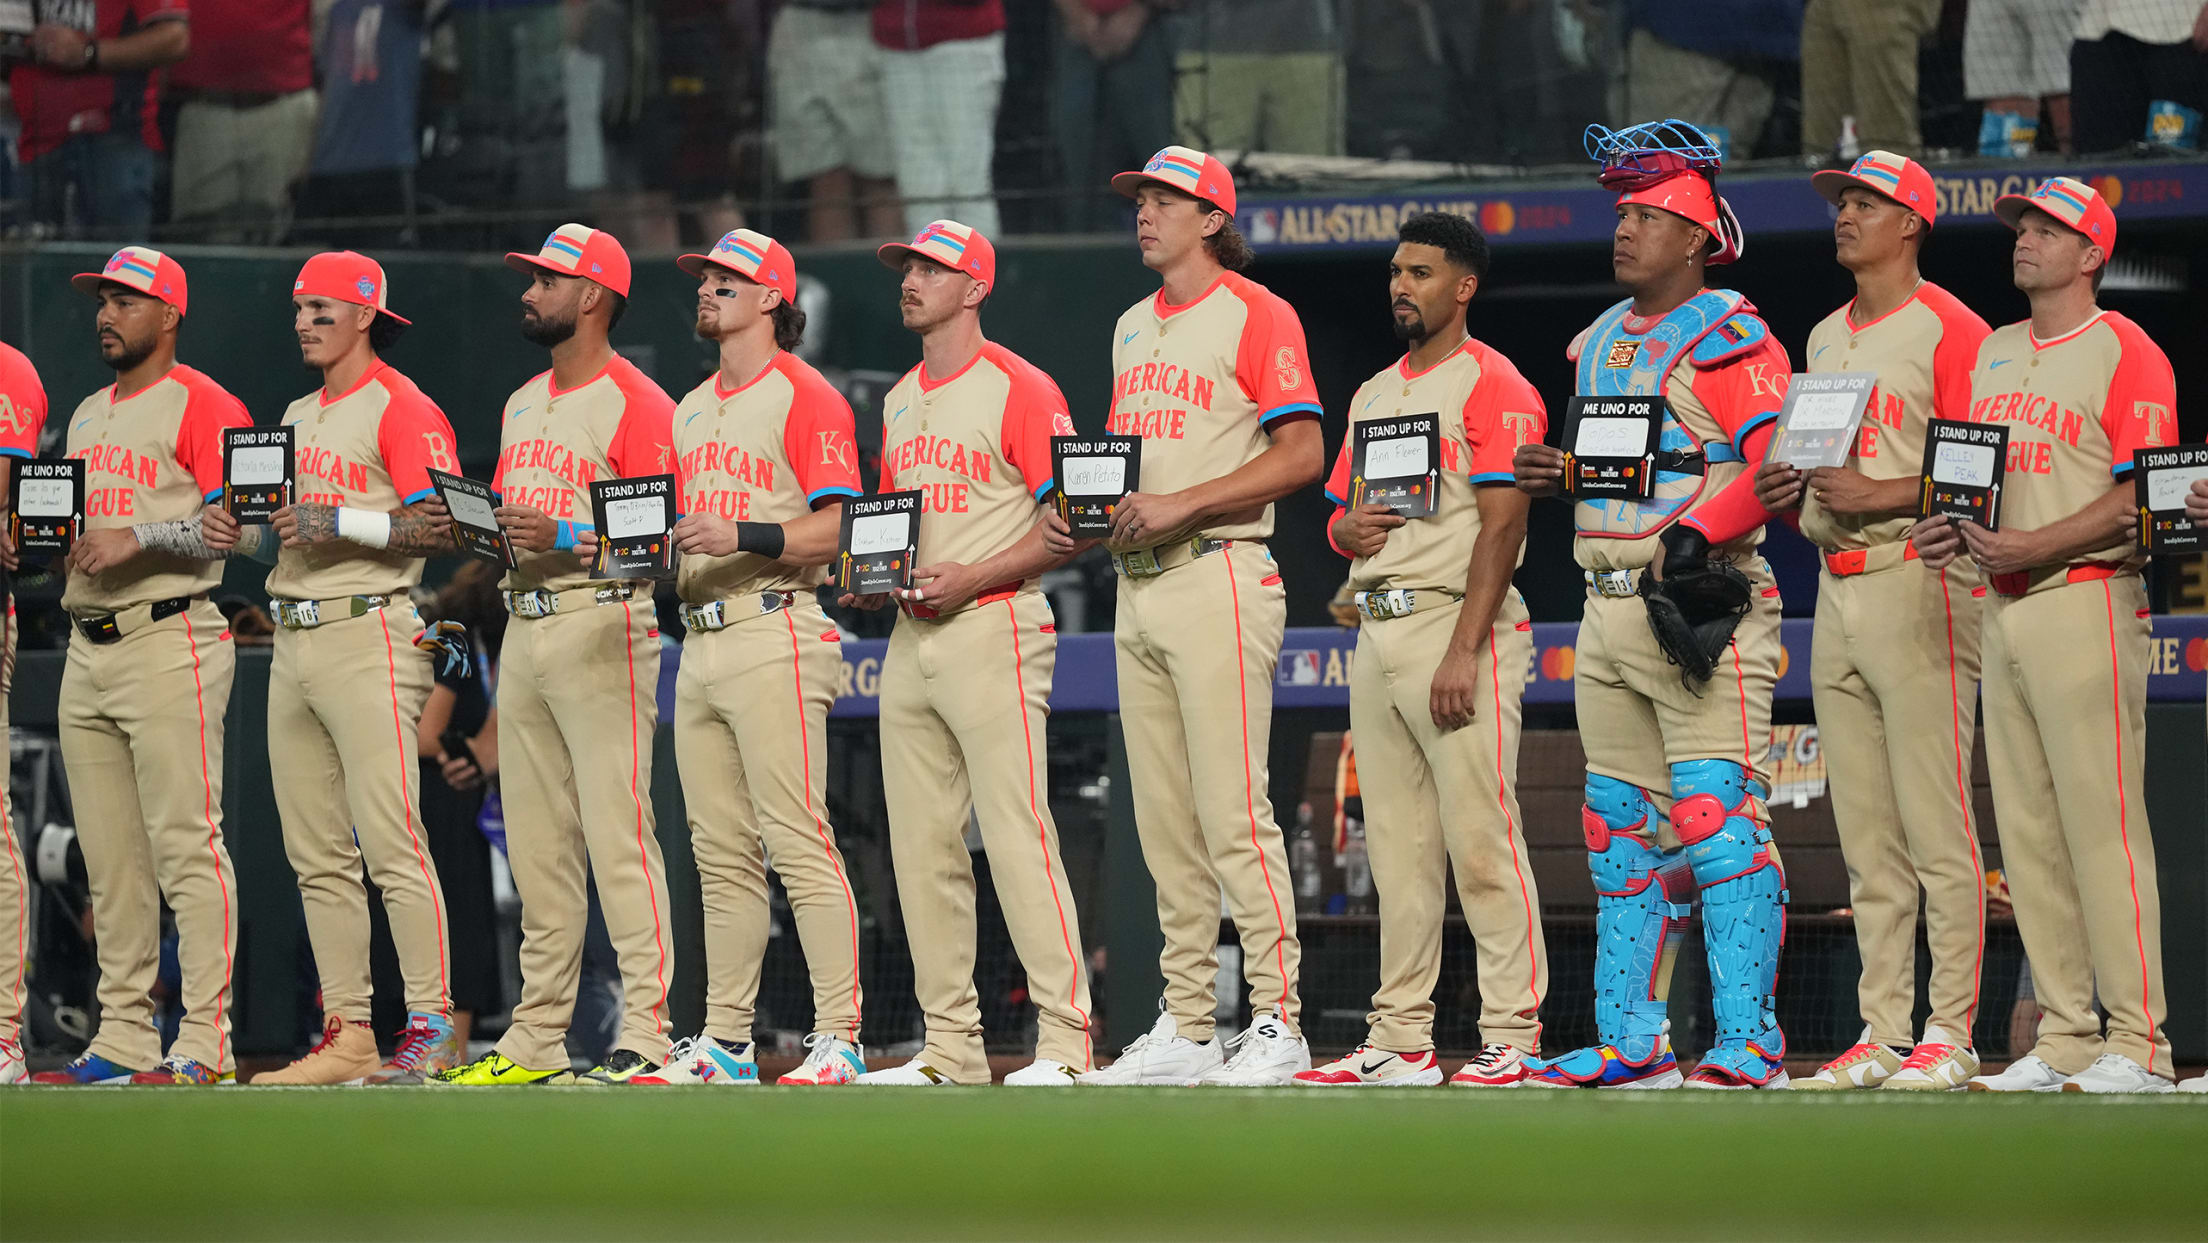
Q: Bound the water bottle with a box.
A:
[1342,821,1373,915]
[1291,805,1321,906]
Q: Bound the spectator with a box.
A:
[774,0,899,241]
[295,0,424,247]
[1800,0,1941,157]
[166,0,315,243]
[1174,0,1342,155]
[2070,0,2208,152]
[1052,0,1173,231]
[1614,0,1800,159]
[874,0,1005,236]
[6,0,189,239]
[1965,0,2082,155]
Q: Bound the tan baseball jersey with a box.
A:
[1105,270,1320,541]
[1800,281,1990,552]
[492,356,676,593]
[268,361,461,599]
[1964,311,2176,579]
[61,364,251,613]
[673,349,861,602]
[1800,282,1991,1052]
[878,339,1069,609]
[1325,337,1547,593]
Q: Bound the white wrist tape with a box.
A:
[336,507,393,550]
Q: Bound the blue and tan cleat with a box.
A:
[1685,1042,1790,1089]
[577,1048,663,1086]
[130,1055,232,1085]
[428,1051,572,1086]
[367,1013,461,1085]
[1522,1041,1684,1089]
[29,1052,147,1085]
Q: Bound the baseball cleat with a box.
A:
[577,1049,663,1085]
[2178,1075,2206,1094]
[0,1038,24,1085]
[131,1055,231,1085]
[367,1013,460,1085]
[779,1034,865,1086]
[1003,1059,1083,1086]
[1523,1041,1682,1089]
[2060,1053,2176,1094]
[1793,1034,1906,1091]
[254,1016,380,1085]
[1685,1043,1789,1090]
[855,1057,957,1086]
[1450,1042,1533,1087]
[29,1052,146,1085]
[1079,1008,1221,1086]
[634,1036,758,1085]
[1198,1014,1310,1086]
[1881,1026,1978,1091]
[428,1051,572,1086]
[1966,1054,2068,1093]
[1294,1043,1442,1087]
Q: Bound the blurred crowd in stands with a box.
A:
[2,0,2203,248]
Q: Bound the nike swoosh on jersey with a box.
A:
[1122,331,1139,345]
[508,406,532,419]
[1988,359,2011,369]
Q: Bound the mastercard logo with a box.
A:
[2186,636,2206,672]
[2092,176,2123,209]
[1539,645,1576,680]
[1480,201,1516,236]
[1776,645,1791,679]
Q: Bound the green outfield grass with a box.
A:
[3,1088,2205,1241]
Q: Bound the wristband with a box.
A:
[553,520,581,551]
[733,521,785,560]
[336,507,393,550]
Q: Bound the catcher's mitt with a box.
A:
[1639,527,1753,691]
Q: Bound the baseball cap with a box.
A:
[679,229,797,303]
[71,246,189,316]
[1112,146,1237,216]
[1994,176,2118,256]
[293,250,411,325]
[877,220,996,289]
[1616,171,1744,265]
[1812,150,1938,226]
[505,223,633,297]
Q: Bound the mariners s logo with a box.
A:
[1274,346,1304,392]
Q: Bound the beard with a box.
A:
[1390,306,1428,342]
[99,333,155,373]
[521,309,577,347]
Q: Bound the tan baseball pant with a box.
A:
[268,599,448,1024]
[2,596,25,1051]
[1575,562,1783,806]
[1811,556,1986,1049]
[494,595,675,1070]
[1116,542,1302,1040]
[59,599,238,1072]
[1352,593,1547,1055]
[880,590,1093,1083]
[676,596,863,1045]
[1982,573,2169,1077]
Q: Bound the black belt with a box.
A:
[1654,450,1708,475]
[74,595,194,645]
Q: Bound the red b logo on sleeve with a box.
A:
[423,431,456,472]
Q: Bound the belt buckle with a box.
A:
[686,601,727,631]
[593,584,631,607]
[79,614,121,644]
[759,591,794,616]
[281,600,322,629]
[1591,570,1635,598]
[513,591,554,618]
[1117,548,1164,578]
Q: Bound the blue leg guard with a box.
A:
[1671,759,1789,1087]
[1525,775,1694,1089]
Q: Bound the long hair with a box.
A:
[771,300,806,351]
[1200,199,1254,271]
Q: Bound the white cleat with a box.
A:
[1294,1043,1442,1087]
[2177,1074,2206,1094]
[1881,1025,1979,1092]
[1197,1013,1310,1086]
[1079,1009,1222,1086]
[1002,1059,1082,1086]
[0,1038,24,1085]
[631,1036,759,1086]
[777,1034,867,1086]
[1966,1054,2069,1093]
[1449,1042,1533,1088]
[2060,1053,2176,1095]
[855,1057,958,1086]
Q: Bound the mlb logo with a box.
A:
[1278,650,1321,687]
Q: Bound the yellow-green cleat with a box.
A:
[427,1051,572,1086]
[576,1049,663,1085]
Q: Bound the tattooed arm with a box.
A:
[387,500,457,556]
[135,510,277,563]
[273,500,453,555]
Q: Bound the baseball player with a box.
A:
[0,340,49,1086]
[27,249,250,1085]
[631,230,870,1088]
[434,225,680,1086]
[1296,211,1549,1088]
[1074,147,1319,1086]
[1755,154,1994,1092]
[1912,178,2178,1094]
[852,220,1096,1087]
[192,252,464,1085]
[2189,485,2208,1094]
[1513,121,1794,1090]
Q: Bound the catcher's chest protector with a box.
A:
[1571,289,1757,540]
